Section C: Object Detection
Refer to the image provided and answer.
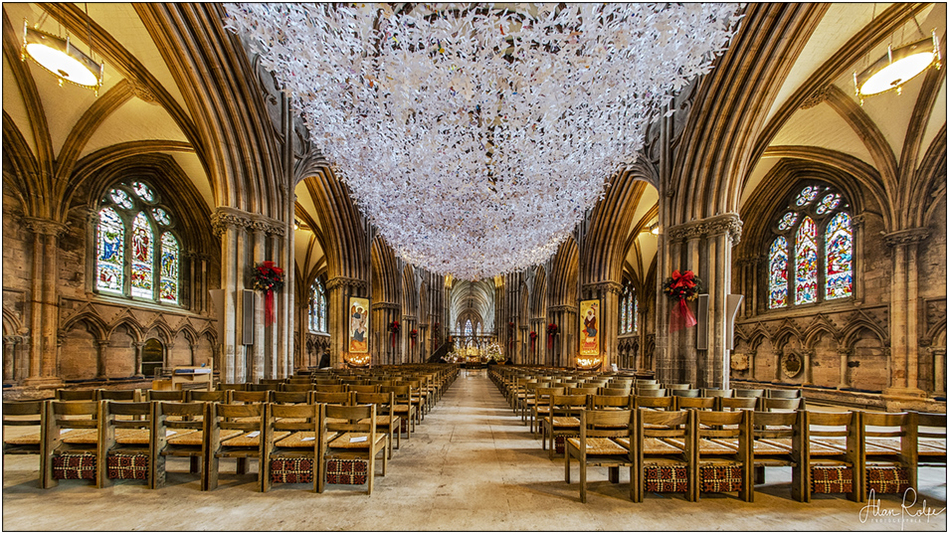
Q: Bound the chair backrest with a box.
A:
[348,384,380,394]
[637,409,692,451]
[97,389,140,401]
[56,389,97,401]
[210,403,265,433]
[768,388,801,399]
[245,383,273,392]
[49,400,100,429]
[280,383,313,392]
[324,404,375,434]
[380,385,411,401]
[146,390,185,402]
[600,387,631,397]
[662,383,691,391]
[751,410,800,440]
[314,379,342,385]
[635,395,674,410]
[311,391,353,405]
[636,379,658,385]
[553,382,578,389]
[861,411,914,460]
[580,409,634,439]
[154,401,206,431]
[258,379,284,386]
[186,390,227,403]
[721,397,757,411]
[568,386,599,397]
[591,394,631,410]
[268,403,320,433]
[272,391,310,404]
[803,411,858,454]
[761,397,804,412]
[550,394,589,414]
[675,396,715,410]
[914,412,947,464]
[703,389,733,398]
[216,383,247,392]
[734,388,765,398]
[636,387,667,397]
[229,390,270,404]
[3,400,45,443]
[672,389,701,398]
[696,410,749,452]
[535,387,564,400]
[355,392,396,413]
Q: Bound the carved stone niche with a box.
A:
[731,353,749,371]
[781,353,803,379]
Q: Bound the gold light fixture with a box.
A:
[576,355,603,370]
[650,223,660,236]
[854,30,941,103]
[22,18,104,95]
[344,353,371,368]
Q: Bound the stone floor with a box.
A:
[3,369,947,531]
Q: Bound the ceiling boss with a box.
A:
[223,3,743,280]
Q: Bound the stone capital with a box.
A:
[582,281,623,296]
[668,213,743,246]
[550,304,578,314]
[22,217,67,238]
[210,208,252,237]
[882,228,930,248]
[326,276,366,291]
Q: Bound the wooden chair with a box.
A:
[56,389,98,401]
[381,385,417,438]
[636,387,667,397]
[760,397,805,412]
[801,411,861,502]
[734,388,765,398]
[186,390,227,403]
[914,412,947,471]
[599,387,631,397]
[635,395,674,411]
[768,388,802,399]
[258,379,285,387]
[590,394,631,411]
[694,410,752,501]
[272,391,310,405]
[216,383,247,392]
[146,390,185,402]
[151,401,208,488]
[530,387,564,436]
[42,400,101,488]
[703,388,733,399]
[564,409,635,503]
[228,390,271,404]
[749,410,806,501]
[261,403,323,492]
[313,384,347,393]
[348,384,380,394]
[245,383,273,392]
[98,400,152,488]
[355,392,400,458]
[311,391,354,406]
[675,396,715,411]
[542,393,588,459]
[97,389,141,402]
[663,383,691,391]
[400,380,427,422]
[721,397,758,412]
[3,400,48,486]
[323,404,387,495]
[205,403,275,491]
[282,383,315,393]
[568,386,599,398]
[631,409,694,502]
[859,411,916,502]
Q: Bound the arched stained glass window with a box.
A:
[825,213,853,300]
[464,320,473,337]
[95,180,181,305]
[130,213,154,298]
[309,279,327,332]
[768,237,789,309]
[620,291,628,334]
[795,217,818,305]
[767,184,851,310]
[97,207,125,294]
[632,294,638,333]
[160,233,179,304]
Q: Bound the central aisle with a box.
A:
[3,369,943,531]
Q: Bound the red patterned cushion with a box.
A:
[866,467,910,494]
[554,435,579,454]
[52,453,97,480]
[811,466,853,494]
[644,465,689,493]
[270,458,313,484]
[700,465,743,493]
[106,453,149,480]
[326,459,367,485]
[400,419,409,433]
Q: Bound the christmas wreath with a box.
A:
[529,330,538,351]
[663,269,702,331]
[253,261,284,326]
[389,320,400,348]
[546,323,558,349]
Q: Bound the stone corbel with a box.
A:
[23,217,68,238]
[882,228,930,248]
[667,213,743,246]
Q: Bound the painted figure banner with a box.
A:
[579,299,600,356]
[348,297,370,354]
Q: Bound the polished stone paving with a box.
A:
[3,369,946,531]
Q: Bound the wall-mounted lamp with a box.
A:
[649,223,659,236]
[854,30,941,103]
[22,16,104,95]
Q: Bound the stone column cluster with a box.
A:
[22,217,67,389]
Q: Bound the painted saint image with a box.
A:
[584,303,598,339]
[348,297,369,353]
[579,299,600,356]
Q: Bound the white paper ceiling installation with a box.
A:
[224,3,743,280]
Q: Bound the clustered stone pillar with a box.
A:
[660,213,743,389]
[882,228,929,399]
[22,217,67,388]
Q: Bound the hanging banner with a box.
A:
[579,299,600,357]
[348,297,370,354]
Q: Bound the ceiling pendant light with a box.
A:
[21,8,104,95]
[854,30,941,103]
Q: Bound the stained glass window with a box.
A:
[778,212,799,231]
[132,181,155,203]
[109,188,134,210]
[816,193,841,215]
[152,208,171,226]
[632,294,638,332]
[825,213,853,300]
[620,293,628,334]
[96,207,124,294]
[309,279,327,332]
[476,322,482,335]
[794,217,818,305]
[768,237,788,309]
[795,186,819,206]
[464,320,473,337]
[160,233,179,304]
[130,213,154,298]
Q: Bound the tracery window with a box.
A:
[464,320,473,337]
[619,286,638,334]
[767,184,852,310]
[309,278,327,332]
[96,180,180,305]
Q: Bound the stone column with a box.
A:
[95,339,109,379]
[3,335,19,382]
[837,347,851,390]
[774,351,783,383]
[212,209,251,384]
[882,228,929,398]
[133,341,145,377]
[930,347,946,396]
[22,217,67,387]
[249,222,266,383]
[801,349,814,386]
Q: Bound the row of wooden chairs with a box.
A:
[562,407,947,504]
[3,399,397,495]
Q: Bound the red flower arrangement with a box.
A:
[529,330,538,351]
[410,328,418,349]
[389,320,400,348]
[546,323,558,349]
[253,261,284,326]
[663,269,703,332]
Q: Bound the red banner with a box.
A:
[669,298,697,332]
[264,290,275,326]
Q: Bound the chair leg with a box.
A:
[579,457,587,503]
[367,455,375,496]
[565,451,571,483]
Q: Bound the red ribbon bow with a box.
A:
[670,269,696,290]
